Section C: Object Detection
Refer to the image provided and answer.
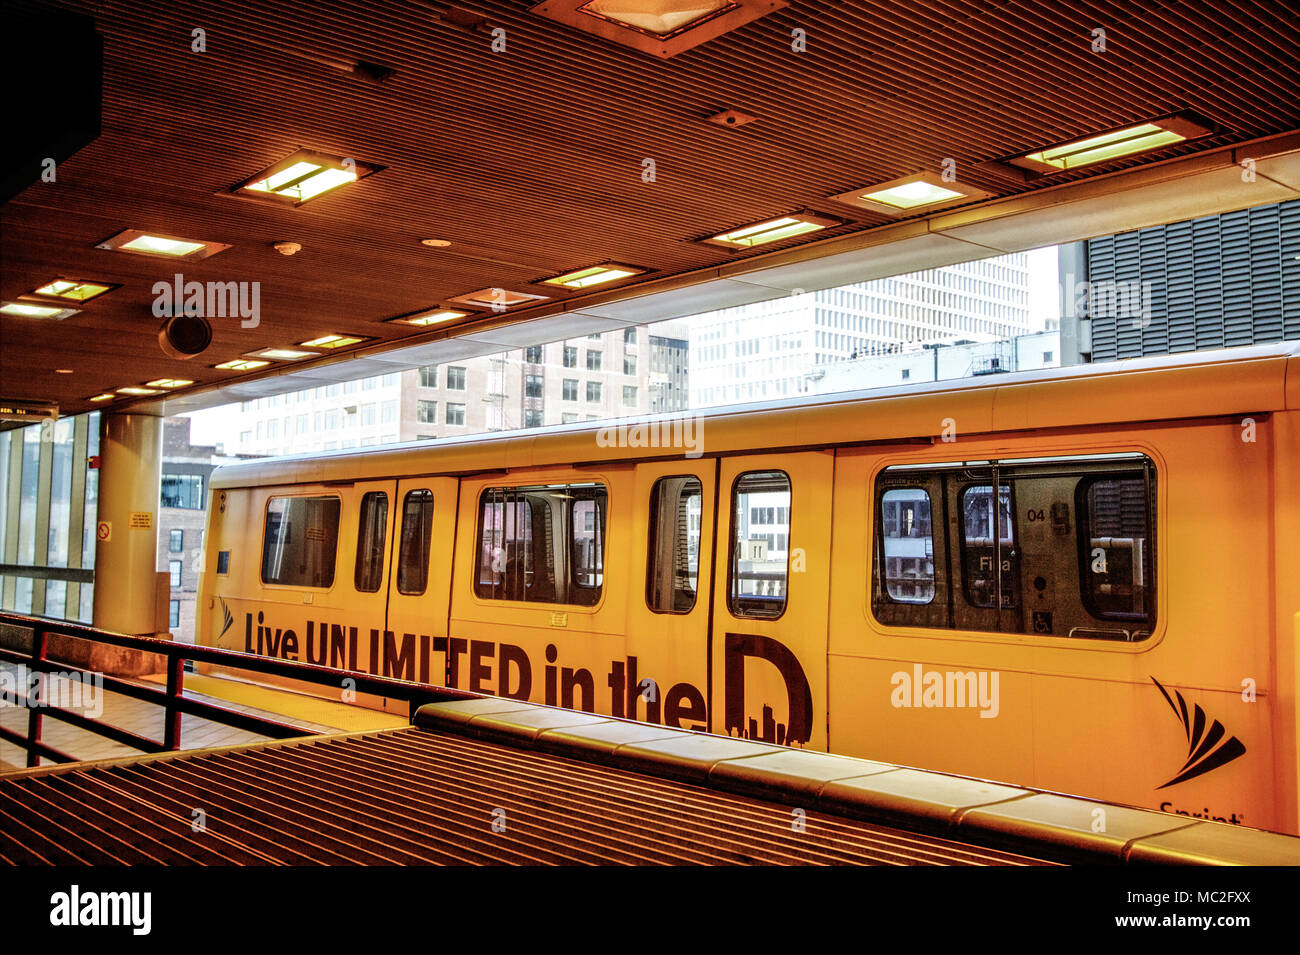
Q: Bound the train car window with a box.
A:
[729,471,791,619]
[261,495,341,588]
[476,483,607,605]
[354,492,389,593]
[871,454,1156,640]
[960,484,1019,610]
[1078,476,1153,623]
[646,476,703,614]
[397,489,434,595]
[879,488,935,604]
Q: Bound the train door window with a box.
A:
[729,471,790,619]
[354,491,388,593]
[397,489,434,595]
[569,489,606,607]
[646,476,703,614]
[261,495,341,588]
[880,488,935,604]
[1078,476,1152,623]
[960,484,1019,610]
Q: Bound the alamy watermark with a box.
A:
[152,272,260,328]
[596,415,704,458]
[890,664,1000,718]
[1062,272,1154,328]
[0,668,104,718]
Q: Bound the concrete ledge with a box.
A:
[710,749,896,800]
[821,768,1033,829]
[1125,821,1300,866]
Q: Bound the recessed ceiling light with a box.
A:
[299,334,368,349]
[1009,116,1212,173]
[421,238,452,248]
[116,386,162,396]
[213,358,271,370]
[386,308,472,327]
[234,149,381,206]
[447,288,551,310]
[145,378,195,389]
[30,279,117,302]
[246,347,318,361]
[97,229,230,260]
[702,213,840,250]
[1,301,80,320]
[87,393,116,402]
[828,172,994,216]
[55,369,75,374]
[533,0,787,58]
[540,263,647,289]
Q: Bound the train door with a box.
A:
[384,477,461,684]
[621,461,717,732]
[709,452,833,749]
[338,479,397,673]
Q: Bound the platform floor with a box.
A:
[0,663,406,772]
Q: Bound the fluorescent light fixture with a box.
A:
[299,334,368,349]
[96,229,230,260]
[116,386,162,396]
[145,378,195,389]
[234,149,380,206]
[540,263,646,289]
[386,308,471,327]
[87,393,116,402]
[533,0,786,58]
[702,213,839,250]
[246,347,318,361]
[30,279,117,302]
[829,172,994,216]
[448,288,551,309]
[1010,116,1212,173]
[1,301,80,320]
[213,358,271,370]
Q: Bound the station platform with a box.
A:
[4,694,1299,866]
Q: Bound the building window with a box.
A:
[562,379,578,401]
[325,410,340,429]
[447,366,467,390]
[901,369,910,380]
[524,409,544,428]
[1043,351,1054,362]
[418,400,437,424]
[730,471,791,619]
[381,401,398,424]
[586,350,602,371]
[646,476,702,614]
[525,374,544,398]
[624,327,637,346]
[169,529,183,553]
[261,495,341,588]
[622,385,637,406]
[361,403,377,427]
[446,403,466,426]
[161,474,205,510]
[169,599,180,629]
[623,355,636,375]
[397,489,435,595]
[562,413,578,424]
[586,381,602,402]
[419,366,437,387]
[354,492,388,593]
[563,346,578,368]
[525,346,543,364]
[168,560,182,588]
[475,483,606,606]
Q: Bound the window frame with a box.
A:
[645,474,703,616]
[260,494,342,590]
[354,491,389,593]
[396,489,435,596]
[727,469,792,621]
[1075,472,1156,626]
[875,485,937,607]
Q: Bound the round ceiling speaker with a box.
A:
[158,314,212,359]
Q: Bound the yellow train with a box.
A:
[197,341,1300,836]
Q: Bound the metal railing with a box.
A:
[0,610,475,769]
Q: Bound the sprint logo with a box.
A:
[1152,677,1246,788]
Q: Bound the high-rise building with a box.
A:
[688,253,1038,407]
[203,327,691,454]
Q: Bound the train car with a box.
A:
[197,341,1300,836]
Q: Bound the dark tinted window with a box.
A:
[397,489,434,595]
[647,476,702,613]
[262,496,340,588]
[354,492,388,593]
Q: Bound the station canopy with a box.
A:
[2,0,1298,425]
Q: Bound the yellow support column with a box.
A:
[92,412,163,641]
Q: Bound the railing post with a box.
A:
[25,628,47,768]
[163,653,185,751]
